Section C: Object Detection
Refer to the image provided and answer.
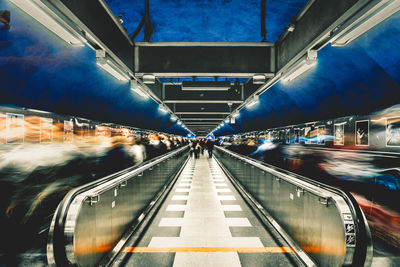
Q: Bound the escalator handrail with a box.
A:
[47,145,189,266]
[215,145,373,267]
[217,146,337,198]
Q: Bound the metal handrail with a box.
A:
[215,146,373,267]
[47,145,189,266]
[217,146,334,198]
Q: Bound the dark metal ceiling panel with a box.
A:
[170,103,239,113]
[243,79,260,99]
[135,42,274,75]
[147,78,163,100]
[276,0,359,70]
[164,100,243,104]
[181,81,231,90]
[175,112,230,115]
[179,114,226,119]
[164,84,242,102]
[58,0,133,69]
[181,118,223,121]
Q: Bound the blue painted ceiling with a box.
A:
[0,0,399,136]
[105,0,307,42]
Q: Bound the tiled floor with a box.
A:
[113,155,295,267]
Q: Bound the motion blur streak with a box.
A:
[220,104,400,253]
[0,106,187,262]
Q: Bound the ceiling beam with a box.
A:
[135,42,274,75]
[188,124,215,126]
[175,112,230,115]
[181,118,223,121]
[137,73,273,78]
[164,100,243,104]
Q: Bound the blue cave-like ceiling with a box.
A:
[209,10,400,135]
[0,0,399,136]
[105,0,307,42]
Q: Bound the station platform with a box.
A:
[112,155,296,267]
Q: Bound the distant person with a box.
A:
[206,139,215,158]
[98,135,132,177]
[195,141,201,159]
[128,137,147,165]
[200,139,206,155]
[190,140,196,158]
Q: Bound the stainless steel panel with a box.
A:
[48,146,189,266]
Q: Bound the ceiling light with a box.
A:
[96,50,129,81]
[130,80,148,98]
[246,95,259,108]
[9,0,83,46]
[159,104,168,113]
[281,50,317,83]
[287,23,295,32]
[331,0,400,47]
[232,111,240,118]
[143,74,155,84]
[181,81,231,91]
[253,75,266,85]
[224,118,229,123]
[177,121,182,125]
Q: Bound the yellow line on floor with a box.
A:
[123,247,292,253]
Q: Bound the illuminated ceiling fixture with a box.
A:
[130,80,148,98]
[246,95,259,108]
[224,118,229,123]
[171,115,178,121]
[96,50,129,81]
[331,0,400,47]
[253,75,266,85]
[143,74,156,84]
[232,111,240,118]
[159,104,168,113]
[181,81,231,91]
[220,123,224,127]
[9,0,84,46]
[281,50,317,83]
[177,120,182,125]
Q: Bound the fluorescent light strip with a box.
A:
[281,59,316,82]
[332,0,400,47]
[96,60,129,81]
[253,75,266,85]
[9,0,83,46]
[159,105,168,113]
[246,95,259,108]
[131,87,148,98]
[182,86,230,91]
[247,100,258,107]
[131,80,148,98]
